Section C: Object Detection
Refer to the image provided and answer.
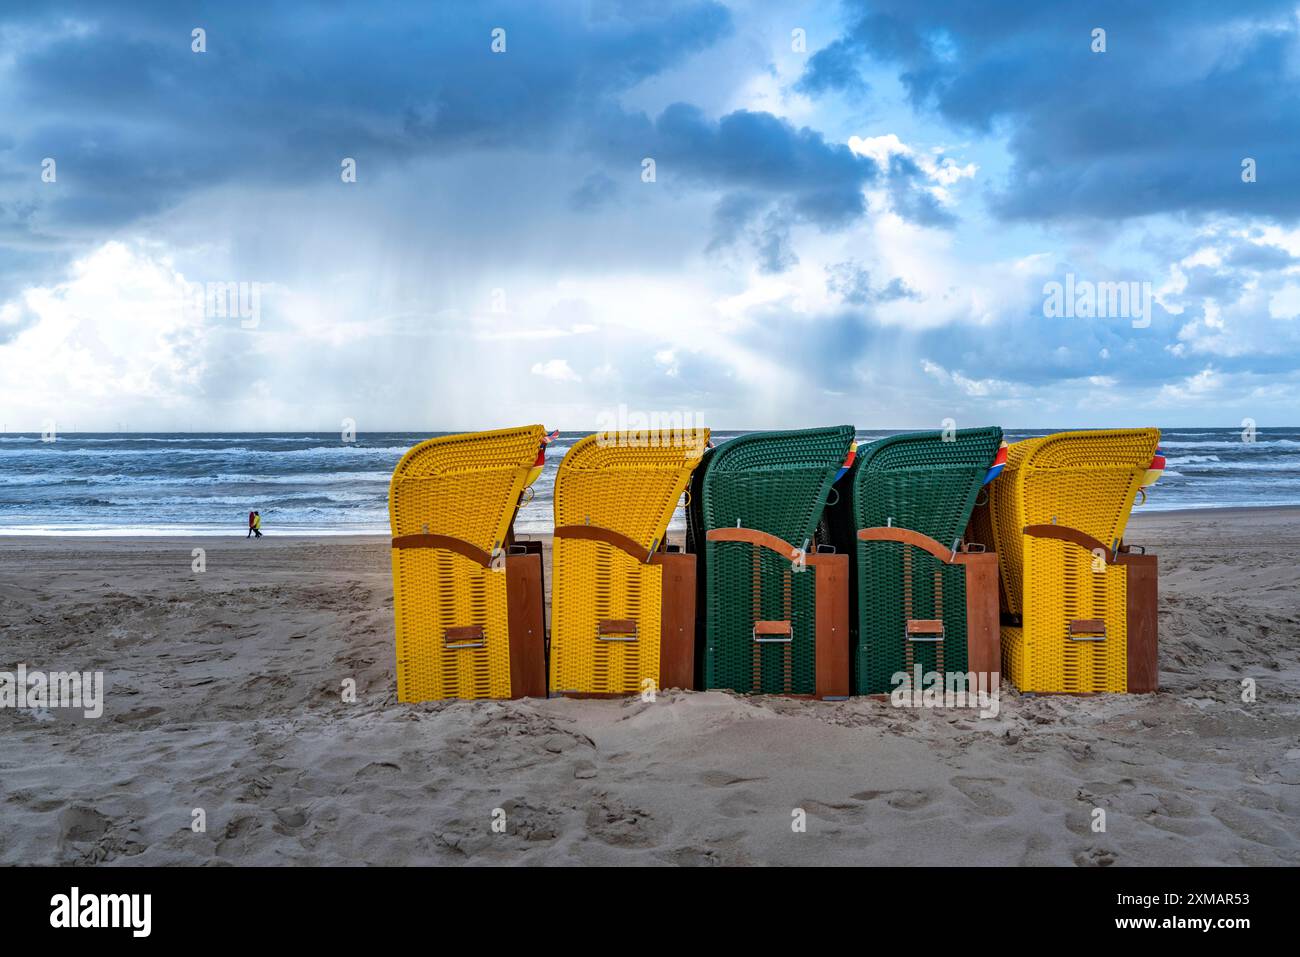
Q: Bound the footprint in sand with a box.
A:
[499,800,563,843]
[59,805,111,845]
[9,791,64,813]
[1063,737,1095,761]
[355,761,402,779]
[1077,778,1138,801]
[240,774,275,801]
[699,770,765,788]
[1151,791,1200,820]
[714,789,764,819]
[851,789,932,811]
[223,814,262,841]
[663,846,719,866]
[1074,845,1117,867]
[584,796,660,848]
[1211,801,1293,847]
[273,806,308,830]
[112,706,164,724]
[799,799,868,825]
[950,776,1015,816]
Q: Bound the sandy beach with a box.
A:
[1,507,1297,866]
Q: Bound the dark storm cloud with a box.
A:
[795,37,870,97]
[612,103,944,267]
[648,104,876,226]
[754,212,798,274]
[801,0,1300,222]
[825,261,918,305]
[1224,242,1295,271]
[0,1,734,235]
[885,153,955,227]
[0,0,950,281]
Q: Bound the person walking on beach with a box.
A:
[252,511,263,538]
[247,510,256,538]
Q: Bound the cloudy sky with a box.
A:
[2,0,1299,432]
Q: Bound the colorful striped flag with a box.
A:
[834,440,859,483]
[526,429,561,485]
[1141,448,1166,487]
[982,440,1009,485]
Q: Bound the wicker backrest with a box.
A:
[852,428,1004,548]
[694,426,856,544]
[389,425,545,551]
[554,430,709,549]
[690,427,854,694]
[846,427,1003,694]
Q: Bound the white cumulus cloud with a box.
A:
[530,358,580,382]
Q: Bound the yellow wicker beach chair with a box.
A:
[549,428,710,695]
[389,425,549,702]
[983,429,1160,693]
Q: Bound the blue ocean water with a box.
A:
[0,428,1296,535]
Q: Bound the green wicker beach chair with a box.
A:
[832,428,1004,695]
[688,427,855,696]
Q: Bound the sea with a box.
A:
[0,428,1296,535]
